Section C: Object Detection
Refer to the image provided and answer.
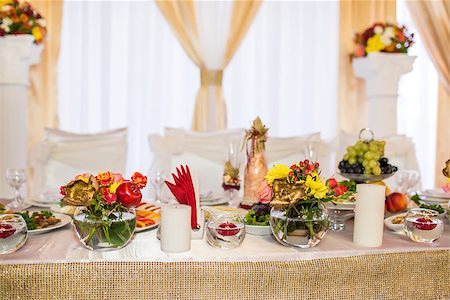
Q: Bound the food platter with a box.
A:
[135,202,160,233]
[28,212,72,234]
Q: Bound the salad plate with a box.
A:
[245,224,271,236]
[29,213,71,234]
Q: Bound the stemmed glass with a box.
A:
[304,140,319,163]
[149,169,167,204]
[396,170,420,195]
[224,139,241,204]
[5,168,26,209]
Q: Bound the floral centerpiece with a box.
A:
[0,0,46,43]
[353,22,414,58]
[258,160,355,248]
[60,171,147,251]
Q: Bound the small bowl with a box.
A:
[384,213,407,232]
[245,224,272,236]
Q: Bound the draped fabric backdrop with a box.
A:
[337,0,396,135]
[397,0,438,190]
[406,0,450,187]
[156,0,261,132]
[58,1,339,175]
[58,1,438,187]
[28,0,62,190]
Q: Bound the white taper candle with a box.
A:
[353,184,386,247]
[160,204,191,253]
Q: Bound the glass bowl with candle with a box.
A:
[206,212,245,249]
[403,208,444,243]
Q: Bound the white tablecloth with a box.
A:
[2,216,449,264]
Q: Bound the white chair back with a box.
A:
[149,128,245,196]
[31,128,128,198]
[149,128,334,197]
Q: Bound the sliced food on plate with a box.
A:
[135,202,160,231]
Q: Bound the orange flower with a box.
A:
[131,172,147,189]
[96,171,113,186]
[20,13,28,22]
[100,187,117,205]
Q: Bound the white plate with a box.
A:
[50,204,76,215]
[200,198,229,206]
[325,201,355,211]
[245,224,272,236]
[135,222,159,233]
[384,213,406,232]
[28,212,72,235]
[418,195,449,204]
[200,195,222,203]
[25,199,53,208]
[422,189,450,199]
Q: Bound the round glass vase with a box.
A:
[269,202,329,248]
[72,206,136,251]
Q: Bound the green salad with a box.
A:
[244,203,271,226]
[410,194,445,214]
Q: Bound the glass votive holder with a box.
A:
[403,208,444,243]
[206,213,245,249]
[0,214,28,254]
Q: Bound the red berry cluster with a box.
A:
[288,160,320,183]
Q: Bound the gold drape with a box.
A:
[338,0,396,135]
[156,0,261,131]
[406,0,450,187]
[28,0,62,193]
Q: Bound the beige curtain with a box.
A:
[406,0,450,187]
[28,0,62,191]
[28,0,62,147]
[338,0,396,135]
[156,0,261,131]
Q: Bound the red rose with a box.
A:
[101,187,117,205]
[327,178,338,189]
[334,185,348,197]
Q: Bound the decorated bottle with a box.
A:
[242,117,268,208]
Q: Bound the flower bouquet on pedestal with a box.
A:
[260,160,354,248]
[0,0,47,43]
[60,171,147,251]
[352,22,414,58]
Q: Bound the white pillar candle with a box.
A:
[353,184,386,247]
[160,204,191,253]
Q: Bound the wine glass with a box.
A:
[396,170,420,195]
[5,168,26,209]
[224,139,241,204]
[304,140,319,163]
[149,169,167,203]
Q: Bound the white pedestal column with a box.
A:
[352,53,416,137]
[0,35,42,198]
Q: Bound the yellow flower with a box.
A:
[109,181,121,193]
[304,175,328,199]
[0,0,12,8]
[32,26,42,43]
[365,34,385,53]
[265,164,290,186]
[75,173,91,184]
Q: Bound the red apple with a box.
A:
[385,192,408,213]
[116,182,142,207]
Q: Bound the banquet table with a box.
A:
[1,211,449,300]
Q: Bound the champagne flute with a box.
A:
[149,169,167,203]
[5,168,26,209]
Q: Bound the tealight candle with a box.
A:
[353,184,386,247]
[160,204,191,253]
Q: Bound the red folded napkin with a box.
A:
[164,165,198,229]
